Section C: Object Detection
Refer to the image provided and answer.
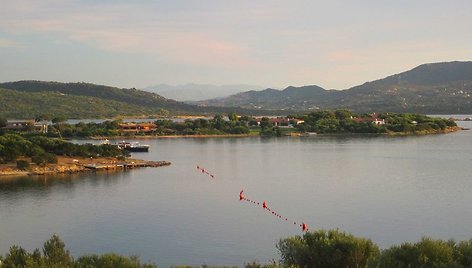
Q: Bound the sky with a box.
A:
[1,0,471,90]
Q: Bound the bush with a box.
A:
[16,160,30,170]
[371,237,457,268]
[1,234,157,268]
[32,154,47,166]
[45,153,58,164]
[277,229,380,268]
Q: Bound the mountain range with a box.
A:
[144,83,263,101]
[1,61,472,119]
[197,61,472,113]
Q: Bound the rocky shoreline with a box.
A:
[0,156,171,177]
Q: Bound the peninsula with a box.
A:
[0,133,170,177]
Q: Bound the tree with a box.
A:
[2,245,32,268]
[371,237,456,268]
[35,114,49,122]
[42,234,73,267]
[0,116,7,128]
[16,160,30,170]
[51,116,67,124]
[228,112,238,122]
[278,229,380,268]
[259,117,271,130]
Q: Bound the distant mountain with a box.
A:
[143,83,264,101]
[197,61,472,113]
[198,85,334,110]
[0,81,205,119]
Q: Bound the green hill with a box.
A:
[0,80,277,119]
[0,81,206,119]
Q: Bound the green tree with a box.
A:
[16,160,30,170]
[259,117,271,130]
[42,234,73,267]
[0,116,7,128]
[278,229,380,268]
[2,245,32,268]
[51,116,67,124]
[75,253,157,268]
[371,237,457,268]
[228,112,238,122]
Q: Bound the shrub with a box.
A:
[16,160,30,170]
[277,229,380,268]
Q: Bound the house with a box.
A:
[254,117,305,127]
[353,113,385,125]
[118,122,157,134]
[2,120,48,133]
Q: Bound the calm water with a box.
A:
[1,121,472,267]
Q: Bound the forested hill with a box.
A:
[197,61,472,113]
[0,81,205,119]
[0,80,273,119]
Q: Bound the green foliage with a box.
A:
[277,229,380,268]
[16,160,30,170]
[244,261,285,268]
[0,81,208,119]
[51,116,67,124]
[55,120,121,138]
[3,245,31,268]
[153,115,250,136]
[75,253,157,268]
[42,234,73,267]
[293,110,455,134]
[0,133,125,164]
[0,134,34,162]
[277,230,472,268]
[0,116,7,128]
[0,235,156,268]
[370,237,468,268]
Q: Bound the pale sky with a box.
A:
[1,0,471,90]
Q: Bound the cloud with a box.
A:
[0,38,22,48]
[0,1,252,68]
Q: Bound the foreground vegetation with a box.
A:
[2,230,472,268]
[0,235,156,268]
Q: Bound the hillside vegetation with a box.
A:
[198,61,472,113]
[0,81,273,119]
[0,81,203,119]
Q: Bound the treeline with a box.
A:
[2,231,472,268]
[0,234,156,268]
[154,114,251,135]
[48,114,252,138]
[4,110,457,139]
[0,133,124,164]
[277,229,472,268]
[292,110,456,134]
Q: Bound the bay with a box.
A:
[1,121,472,267]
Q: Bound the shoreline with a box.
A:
[89,133,260,140]
[85,126,462,140]
[0,156,171,178]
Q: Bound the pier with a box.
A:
[83,161,171,170]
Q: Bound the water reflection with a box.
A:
[0,171,131,195]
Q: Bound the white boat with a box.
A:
[117,141,150,152]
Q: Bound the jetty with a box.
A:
[83,160,171,170]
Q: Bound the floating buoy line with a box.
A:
[197,165,309,233]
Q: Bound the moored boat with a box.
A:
[117,141,150,152]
